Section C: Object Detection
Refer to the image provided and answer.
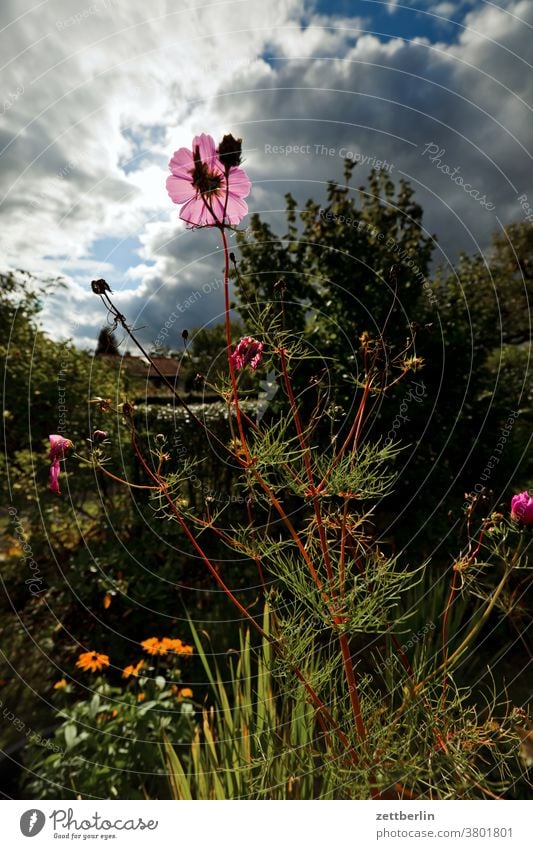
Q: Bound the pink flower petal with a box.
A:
[168,147,194,176]
[224,193,249,225]
[223,166,251,197]
[166,174,194,204]
[511,491,533,525]
[49,434,72,461]
[230,337,263,371]
[192,133,217,166]
[179,195,217,227]
[48,435,72,495]
[50,459,61,494]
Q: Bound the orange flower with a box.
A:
[137,692,146,702]
[75,651,110,673]
[141,637,194,657]
[103,593,112,609]
[178,687,193,700]
[122,660,145,679]
[162,638,194,656]
[140,637,168,656]
[53,678,67,690]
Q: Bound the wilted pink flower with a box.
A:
[511,491,533,526]
[49,434,73,495]
[230,337,263,371]
[166,133,251,227]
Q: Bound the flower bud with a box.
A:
[218,134,243,168]
[92,430,108,442]
[230,337,263,371]
[91,279,112,295]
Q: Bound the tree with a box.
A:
[231,170,532,552]
[235,163,435,359]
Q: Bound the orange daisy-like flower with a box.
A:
[162,638,194,656]
[140,637,194,657]
[53,678,67,690]
[137,692,146,702]
[75,651,110,673]
[178,687,193,700]
[140,637,169,656]
[122,660,145,679]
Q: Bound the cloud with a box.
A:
[1,0,532,350]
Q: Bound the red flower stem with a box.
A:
[279,348,369,749]
[441,524,486,704]
[217,223,365,761]
[339,500,349,594]
[189,514,252,555]
[217,225,328,599]
[94,464,159,491]
[131,427,264,632]
[246,496,266,590]
[316,373,373,495]
[441,567,459,704]
[220,226,249,455]
[193,224,364,754]
[130,428,357,763]
[405,565,512,703]
[467,526,486,563]
[351,376,372,454]
[278,346,335,587]
[339,633,367,744]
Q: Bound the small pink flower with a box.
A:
[511,491,533,526]
[166,133,251,227]
[48,434,73,495]
[230,337,263,371]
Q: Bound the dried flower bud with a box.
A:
[182,329,189,341]
[155,433,166,445]
[122,402,134,419]
[90,397,112,412]
[91,279,112,295]
[92,430,108,442]
[218,134,243,169]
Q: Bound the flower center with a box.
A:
[191,146,223,197]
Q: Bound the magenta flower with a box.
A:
[48,434,73,495]
[511,491,533,526]
[230,337,263,371]
[166,133,251,227]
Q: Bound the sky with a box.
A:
[1,0,532,351]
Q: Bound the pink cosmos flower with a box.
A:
[511,491,533,526]
[230,337,263,371]
[49,434,73,495]
[166,133,251,227]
